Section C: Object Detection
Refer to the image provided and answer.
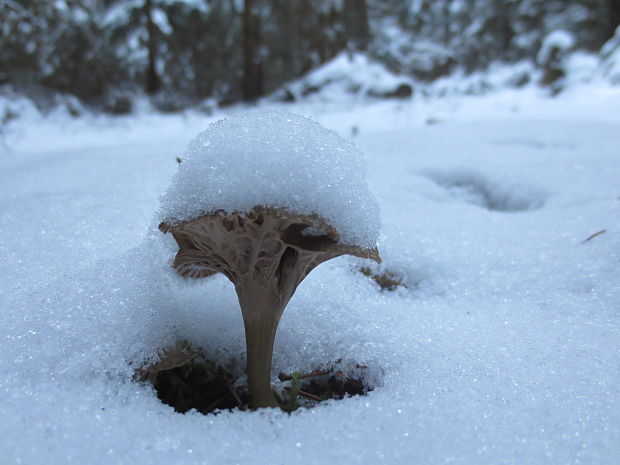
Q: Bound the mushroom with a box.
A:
[160,207,380,408]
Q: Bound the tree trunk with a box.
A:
[317,12,329,62]
[442,0,451,45]
[243,0,262,101]
[344,0,370,51]
[607,0,620,42]
[145,0,160,94]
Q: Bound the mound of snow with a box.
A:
[0,89,42,129]
[423,61,537,98]
[371,19,455,81]
[158,110,380,248]
[277,52,413,101]
[537,30,575,66]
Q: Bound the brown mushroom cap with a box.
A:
[159,206,380,283]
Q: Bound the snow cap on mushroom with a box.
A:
[157,109,380,249]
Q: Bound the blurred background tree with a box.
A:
[1,0,618,111]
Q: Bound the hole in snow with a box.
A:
[424,170,546,212]
[137,343,375,414]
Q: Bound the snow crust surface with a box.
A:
[159,110,380,248]
[1,79,620,465]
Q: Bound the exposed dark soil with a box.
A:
[139,343,371,414]
[154,361,249,414]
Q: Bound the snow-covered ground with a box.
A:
[1,81,619,464]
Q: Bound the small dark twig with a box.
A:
[297,389,322,402]
[582,229,607,244]
[278,368,330,381]
[222,372,246,410]
[282,387,322,402]
[202,393,229,413]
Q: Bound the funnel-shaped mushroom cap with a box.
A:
[159,207,379,285]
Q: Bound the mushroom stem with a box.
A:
[242,311,280,408]
[237,286,286,409]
